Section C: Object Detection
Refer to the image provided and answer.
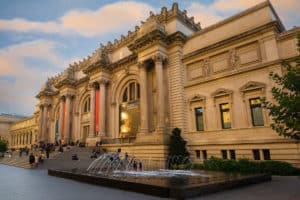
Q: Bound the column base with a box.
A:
[86,137,98,146]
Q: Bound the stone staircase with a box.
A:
[0,151,32,169]
[0,146,98,170]
[45,146,96,171]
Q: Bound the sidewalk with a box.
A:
[191,176,300,200]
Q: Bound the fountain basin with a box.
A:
[48,169,271,199]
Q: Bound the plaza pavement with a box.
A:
[0,165,299,200]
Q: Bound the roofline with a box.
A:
[188,1,284,41]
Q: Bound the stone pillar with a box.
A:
[138,62,149,133]
[89,84,96,137]
[38,105,44,142]
[42,104,48,142]
[64,95,72,143]
[99,80,107,137]
[59,98,64,140]
[154,54,166,133]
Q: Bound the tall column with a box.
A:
[59,98,64,140]
[89,84,96,137]
[38,105,44,142]
[138,62,149,133]
[99,80,107,136]
[64,95,72,143]
[42,104,48,142]
[154,53,166,133]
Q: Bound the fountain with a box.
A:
[48,152,271,199]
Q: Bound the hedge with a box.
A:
[192,157,300,176]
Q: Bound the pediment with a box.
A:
[188,94,206,102]
[211,88,233,98]
[240,81,266,92]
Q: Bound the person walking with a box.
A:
[29,153,35,168]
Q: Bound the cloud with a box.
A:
[187,0,300,28]
[0,1,154,37]
[0,40,68,115]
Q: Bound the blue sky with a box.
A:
[0,0,299,116]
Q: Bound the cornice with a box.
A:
[166,31,187,47]
[54,78,76,89]
[36,90,59,98]
[128,29,168,52]
[183,21,280,61]
[278,27,300,40]
[110,53,137,71]
[74,76,89,87]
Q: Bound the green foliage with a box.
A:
[0,138,8,152]
[202,157,299,176]
[168,128,190,169]
[262,34,300,140]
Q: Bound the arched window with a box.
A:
[122,82,140,103]
[83,96,91,113]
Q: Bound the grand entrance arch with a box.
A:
[119,81,140,138]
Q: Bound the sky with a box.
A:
[0,0,299,116]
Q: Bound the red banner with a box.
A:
[61,102,66,139]
[95,89,100,133]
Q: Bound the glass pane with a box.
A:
[122,88,128,102]
[222,110,231,129]
[129,82,135,101]
[252,107,264,126]
[195,108,204,131]
[137,83,140,99]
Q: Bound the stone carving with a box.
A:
[203,59,210,76]
[229,49,240,69]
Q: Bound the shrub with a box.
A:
[0,139,8,152]
[201,157,299,176]
[258,160,296,175]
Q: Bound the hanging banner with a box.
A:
[61,102,66,139]
[95,89,100,133]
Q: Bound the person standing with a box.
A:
[29,153,35,168]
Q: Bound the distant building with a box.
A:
[9,1,300,167]
[0,114,25,143]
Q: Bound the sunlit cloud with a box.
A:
[0,40,72,115]
[0,1,154,37]
[188,0,300,28]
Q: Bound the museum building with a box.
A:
[9,1,300,167]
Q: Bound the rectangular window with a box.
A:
[263,149,271,160]
[220,103,231,129]
[195,150,200,159]
[252,149,260,160]
[229,150,236,160]
[202,150,207,160]
[221,150,227,159]
[250,98,264,126]
[195,107,204,131]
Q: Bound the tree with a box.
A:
[0,138,8,152]
[263,34,300,140]
[168,128,190,169]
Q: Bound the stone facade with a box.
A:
[9,116,38,149]
[9,2,300,166]
[0,114,25,144]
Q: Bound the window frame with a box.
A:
[249,98,264,126]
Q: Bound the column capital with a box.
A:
[152,53,168,63]
[137,61,147,69]
[98,78,109,86]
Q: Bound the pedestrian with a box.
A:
[133,160,137,171]
[138,161,142,171]
[34,154,39,168]
[29,153,35,168]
